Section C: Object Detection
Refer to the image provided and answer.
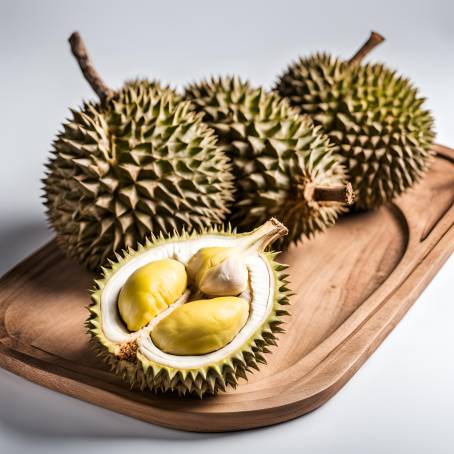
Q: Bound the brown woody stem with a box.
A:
[68,31,113,101]
[305,182,355,205]
[348,31,385,66]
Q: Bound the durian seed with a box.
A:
[151,297,249,355]
[187,218,288,297]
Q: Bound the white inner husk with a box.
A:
[101,235,274,368]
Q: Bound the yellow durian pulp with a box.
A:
[187,218,288,297]
[151,297,249,355]
[118,258,187,331]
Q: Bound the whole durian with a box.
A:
[88,218,291,397]
[43,32,233,270]
[276,32,435,209]
[184,77,352,249]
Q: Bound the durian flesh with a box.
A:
[187,220,287,296]
[187,246,249,296]
[88,220,291,397]
[118,258,187,332]
[151,297,249,355]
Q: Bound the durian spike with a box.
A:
[305,182,355,206]
[68,31,113,101]
[348,31,385,66]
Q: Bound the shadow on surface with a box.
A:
[0,219,53,277]
[0,367,226,441]
[0,221,226,440]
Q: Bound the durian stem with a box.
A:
[305,182,355,205]
[348,31,385,66]
[242,218,288,252]
[68,31,114,101]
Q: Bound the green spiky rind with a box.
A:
[87,225,291,397]
[44,79,234,270]
[184,76,347,248]
[276,53,348,129]
[331,63,435,208]
[276,57,435,209]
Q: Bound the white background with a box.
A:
[1,0,453,452]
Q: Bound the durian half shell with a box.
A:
[87,225,291,397]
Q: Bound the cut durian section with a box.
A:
[87,220,292,397]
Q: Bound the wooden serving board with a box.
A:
[0,144,453,432]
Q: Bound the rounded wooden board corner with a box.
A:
[0,144,453,432]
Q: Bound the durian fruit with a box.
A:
[87,218,292,397]
[184,77,353,249]
[43,32,233,270]
[276,32,435,209]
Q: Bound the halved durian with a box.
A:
[87,219,292,397]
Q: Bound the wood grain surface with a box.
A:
[0,144,453,432]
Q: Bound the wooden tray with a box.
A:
[0,144,453,432]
